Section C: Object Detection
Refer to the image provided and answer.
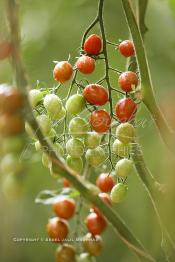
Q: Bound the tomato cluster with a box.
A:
[27,32,139,262]
[0,84,26,198]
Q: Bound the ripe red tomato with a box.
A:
[0,87,23,114]
[93,192,112,217]
[115,98,137,122]
[83,84,108,106]
[84,34,102,55]
[90,110,111,133]
[0,114,24,136]
[53,61,73,83]
[0,41,12,60]
[118,71,138,92]
[118,40,135,57]
[76,55,95,74]
[53,198,76,220]
[96,173,115,192]
[47,217,69,242]
[85,212,107,235]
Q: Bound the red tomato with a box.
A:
[84,34,102,55]
[115,98,137,122]
[53,61,73,83]
[90,110,111,133]
[0,41,12,60]
[0,114,24,136]
[118,40,135,57]
[96,173,115,192]
[118,71,138,92]
[93,193,112,217]
[47,217,69,242]
[0,87,23,114]
[53,198,76,220]
[85,212,107,235]
[83,84,108,106]
[76,55,95,74]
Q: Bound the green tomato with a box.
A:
[112,139,130,157]
[35,140,42,151]
[42,153,51,168]
[2,136,25,154]
[85,146,106,166]
[84,132,101,149]
[69,117,89,138]
[77,253,96,262]
[51,106,66,121]
[66,138,84,157]
[66,155,83,173]
[66,94,85,115]
[110,183,128,203]
[115,158,133,177]
[2,174,23,199]
[0,154,23,175]
[44,94,62,118]
[29,89,43,108]
[36,114,52,135]
[116,123,135,144]
[54,142,64,157]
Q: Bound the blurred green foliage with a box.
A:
[1,0,175,261]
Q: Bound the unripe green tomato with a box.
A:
[54,142,64,157]
[2,136,25,154]
[2,174,23,199]
[29,89,43,108]
[110,183,128,203]
[77,253,96,262]
[25,122,35,139]
[0,154,23,175]
[115,158,133,177]
[66,94,85,115]
[42,153,51,168]
[112,139,130,157]
[116,123,135,144]
[85,146,106,166]
[66,138,84,157]
[66,155,83,173]
[35,140,42,151]
[43,94,62,118]
[84,132,101,149]
[36,114,52,135]
[86,183,100,195]
[69,117,89,138]
[51,107,66,121]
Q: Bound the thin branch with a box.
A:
[121,0,175,153]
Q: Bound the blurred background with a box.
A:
[0,0,175,261]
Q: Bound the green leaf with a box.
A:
[35,188,80,205]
